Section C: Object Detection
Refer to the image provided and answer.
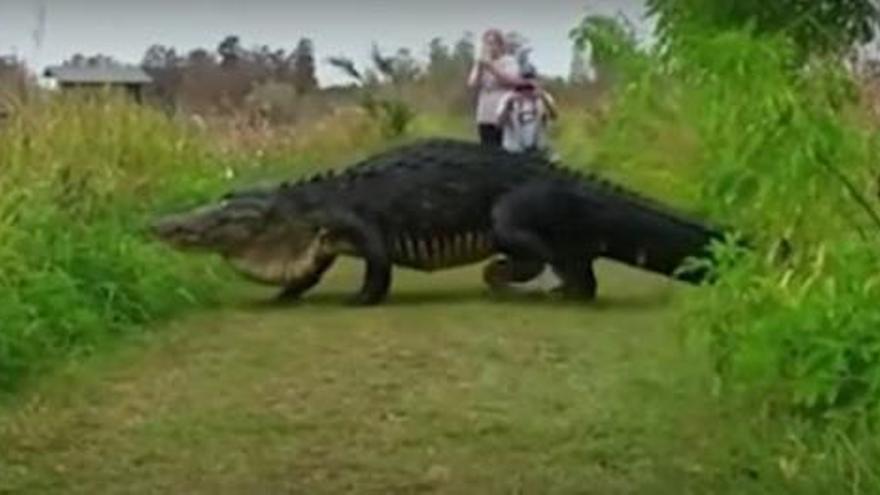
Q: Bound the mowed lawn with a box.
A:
[0,259,732,494]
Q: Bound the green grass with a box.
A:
[568,16,880,468]
[4,259,866,494]
[0,93,237,392]
[0,91,394,393]
[0,260,746,494]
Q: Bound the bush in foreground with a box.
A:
[567,13,880,490]
[0,93,243,391]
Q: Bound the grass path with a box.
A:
[0,260,739,494]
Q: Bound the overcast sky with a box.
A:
[0,0,650,86]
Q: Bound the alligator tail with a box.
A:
[595,203,736,285]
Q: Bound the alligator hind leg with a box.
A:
[274,255,337,302]
[550,258,598,300]
[489,194,557,291]
[491,185,595,299]
[488,225,554,275]
[482,257,546,292]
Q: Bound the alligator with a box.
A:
[149,138,736,305]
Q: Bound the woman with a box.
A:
[467,29,524,147]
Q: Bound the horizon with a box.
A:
[0,0,651,87]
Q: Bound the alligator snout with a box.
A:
[148,214,199,247]
[148,216,179,239]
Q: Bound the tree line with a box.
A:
[1,29,579,120]
[46,33,489,116]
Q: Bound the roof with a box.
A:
[43,65,152,85]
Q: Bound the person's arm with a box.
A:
[541,91,558,120]
[467,61,482,88]
[481,59,524,88]
[468,42,491,88]
[496,93,513,126]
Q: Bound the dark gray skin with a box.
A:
[150,138,732,306]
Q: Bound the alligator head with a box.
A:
[149,187,332,285]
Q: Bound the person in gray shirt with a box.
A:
[495,66,558,155]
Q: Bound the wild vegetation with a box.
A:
[0,89,399,393]
[0,95,224,391]
[2,2,880,492]
[564,3,880,490]
[0,30,526,393]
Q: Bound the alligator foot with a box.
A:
[272,288,306,304]
[549,284,597,301]
[273,283,313,303]
[485,257,566,298]
[345,292,386,306]
[482,257,545,291]
[550,259,598,301]
[273,255,338,304]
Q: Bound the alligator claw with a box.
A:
[345,293,383,306]
[273,291,304,304]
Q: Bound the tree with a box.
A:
[64,53,86,67]
[292,38,318,94]
[428,37,451,72]
[142,44,179,70]
[141,44,183,109]
[389,47,420,84]
[452,33,475,67]
[86,54,118,67]
[326,51,416,138]
[370,44,396,81]
[568,46,593,83]
[646,0,880,59]
[0,55,22,73]
[368,44,422,85]
[569,14,645,84]
[327,55,363,84]
[427,37,470,82]
[60,53,120,68]
[0,55,31,98]
[504,30,530,64]
[217,35,244,68]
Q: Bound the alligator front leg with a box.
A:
[322,211,392,306]
[274,255,337,302]
[353,253,392,305]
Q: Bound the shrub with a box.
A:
[0,92,236,392]
[646,0,880,60]
[571,14,880,429]
[0,87,409,392]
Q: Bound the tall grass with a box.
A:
[564,21,880,490]
[0,92,231,392]
[0,89,393,393]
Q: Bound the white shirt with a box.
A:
[496,89,555,152]
[469,54,520,124]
